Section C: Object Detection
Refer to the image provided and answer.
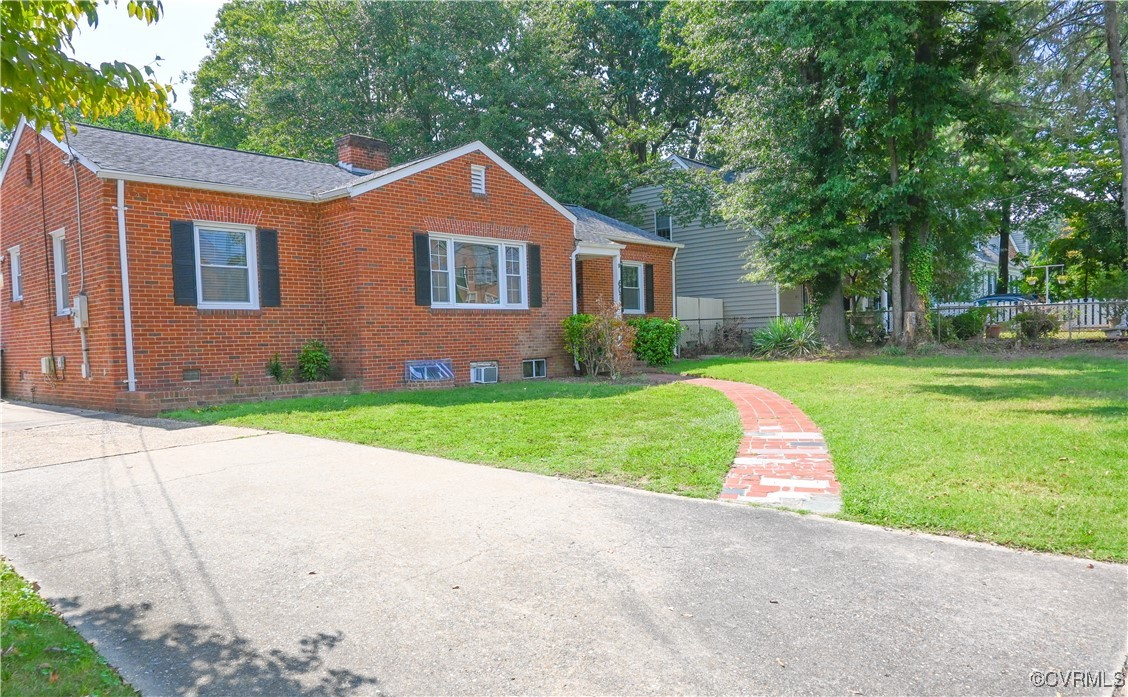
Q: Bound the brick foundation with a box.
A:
[114,378,365,417]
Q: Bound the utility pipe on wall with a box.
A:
[116,179,136,391]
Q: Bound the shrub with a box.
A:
[881,344,907,357]
[751,316,822,358]
[628,317,682,366]
[266,353,294,384]
[930,313,956,341]
[562,301,637,379]
[297,340,332,382]
[1012,310,1060,339]
[847,311,889,346]
[949,308,990,340]
[709,317,747,354]
[563,313,596,367]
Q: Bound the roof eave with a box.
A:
[97,170,319,202]
[603,234,684,249]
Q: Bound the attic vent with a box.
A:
[470,164,486,195]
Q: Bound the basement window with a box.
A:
[522,359,547,379]
[406,359,454,382]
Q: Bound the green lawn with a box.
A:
[677,355,1127,560]
[1,562,137,696]
[168,381,742,499]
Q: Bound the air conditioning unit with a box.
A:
[470,361,498,384]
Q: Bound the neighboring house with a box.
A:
[967,233,1030,299]
[628,155,804,325]
[0,120,675,414]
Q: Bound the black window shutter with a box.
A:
[258,228,280,307]
[644,263,655,314]
[527,244,542,308]
[170,220,197,305]
[413,232,431,306]
[575,259,584,307]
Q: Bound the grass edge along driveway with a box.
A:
[678,355,1127,561]
[1,560,138,696]
[168,380,743,500]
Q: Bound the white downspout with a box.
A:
[775,283,781,317]
[570,248,578,315]
[672,247,680,357]
[115,179,136,391]
[671,248,678,319]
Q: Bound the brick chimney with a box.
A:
[335,134,390,174]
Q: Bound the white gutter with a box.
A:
[115,179,136,391]
[97,170,323,202]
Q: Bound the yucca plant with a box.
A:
[752,316,823,358]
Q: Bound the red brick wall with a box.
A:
[119,183,327,391]
[334,151,576,388]
[2,129,580,407]
[0,124,123,410]
[576,244,675,318]
[622,243,676,318]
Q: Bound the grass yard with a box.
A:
[168,380,742,499]
[1,561,136,696]
[678,354,1127,560]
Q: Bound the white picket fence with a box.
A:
[934,298,1127,329]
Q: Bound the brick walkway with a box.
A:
[687,377,842,513]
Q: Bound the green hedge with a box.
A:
[628,317,683,366]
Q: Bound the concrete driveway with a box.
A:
[1,401,1124,696]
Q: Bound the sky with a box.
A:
[69,0,228,113]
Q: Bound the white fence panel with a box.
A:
[677,296,724,348]
[933,299,1126,328]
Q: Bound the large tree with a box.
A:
[188,0,715,218]
[674,1,1021,344]
[0,0,171,137]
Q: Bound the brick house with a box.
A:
[0,120,679,414]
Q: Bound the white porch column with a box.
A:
[612,251,622,310]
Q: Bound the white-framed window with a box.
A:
[620,262,644,314]
[194,222,259,310]
[470,361,498,384]
[8,245,22,301]
[655,212,672,240]
[470,164,486,195]
[429,233,526,310]
[522,358,547,379]
[49,229,69,315]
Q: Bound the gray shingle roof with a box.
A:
[65,124,359,197]
[566,205,678,247]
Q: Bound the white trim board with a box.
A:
[343,141,577,222]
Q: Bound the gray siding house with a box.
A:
[628,155,803,326]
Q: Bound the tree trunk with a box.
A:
[889,131,903,342]
[996,197,1011,294]
[1105,1,1128,233]
[817,273,849,347]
